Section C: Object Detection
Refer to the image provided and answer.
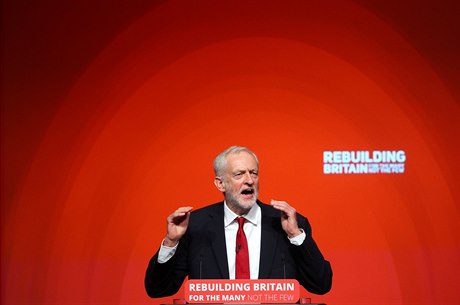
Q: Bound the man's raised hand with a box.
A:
[163,206,193,247]
[270,200,302,238]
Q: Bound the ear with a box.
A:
[214,177,226,192]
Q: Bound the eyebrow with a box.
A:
[232,168,258,174]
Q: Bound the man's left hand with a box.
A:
[270,200,302,238]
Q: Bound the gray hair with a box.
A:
[213,146,259,177]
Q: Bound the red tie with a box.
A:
[235,217,250,279]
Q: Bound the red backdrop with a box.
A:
[2,0,459,304]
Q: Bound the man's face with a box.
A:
[215,151,259,215]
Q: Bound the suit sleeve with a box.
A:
[292,215,333,295]
[144,238,189,298]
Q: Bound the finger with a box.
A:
[169,206,194,218]
[270,199,290,208]
[175,206,194,214]
[270,200,295,215]
[167,212,192,226]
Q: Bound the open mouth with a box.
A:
[240,188,254,198]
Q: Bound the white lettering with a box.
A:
[333,151,342,163]
[396,150,406,162]
[323,151,333,163]
[323,150,406,175]
[222,294,246,301]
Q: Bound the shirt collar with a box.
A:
[224,201,260,227]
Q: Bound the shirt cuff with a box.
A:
[157,239,178,263]
[288,229,306,246]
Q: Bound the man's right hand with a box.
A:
[163,206,193,247]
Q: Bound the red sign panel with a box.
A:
[184,279,300,304]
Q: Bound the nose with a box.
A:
[243,172,254,185]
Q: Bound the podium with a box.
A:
[162,279,327,305]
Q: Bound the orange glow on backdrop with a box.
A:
[2,1,459,305]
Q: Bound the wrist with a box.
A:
[288,228,306,246]
[287,228,302,238]
[163,236,179,247]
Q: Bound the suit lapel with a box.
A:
[258,203,279,278]
[209,203,230,279]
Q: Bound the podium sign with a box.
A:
[184,279,300,304]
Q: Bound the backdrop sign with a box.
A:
[184,279,300,304]
[323,150,406,174]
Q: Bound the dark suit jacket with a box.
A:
[145,201,332,297]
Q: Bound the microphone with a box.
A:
[281,253,286,279]
[199,254,203,279]
[236,244,241,253]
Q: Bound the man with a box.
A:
[145,146,332,297]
